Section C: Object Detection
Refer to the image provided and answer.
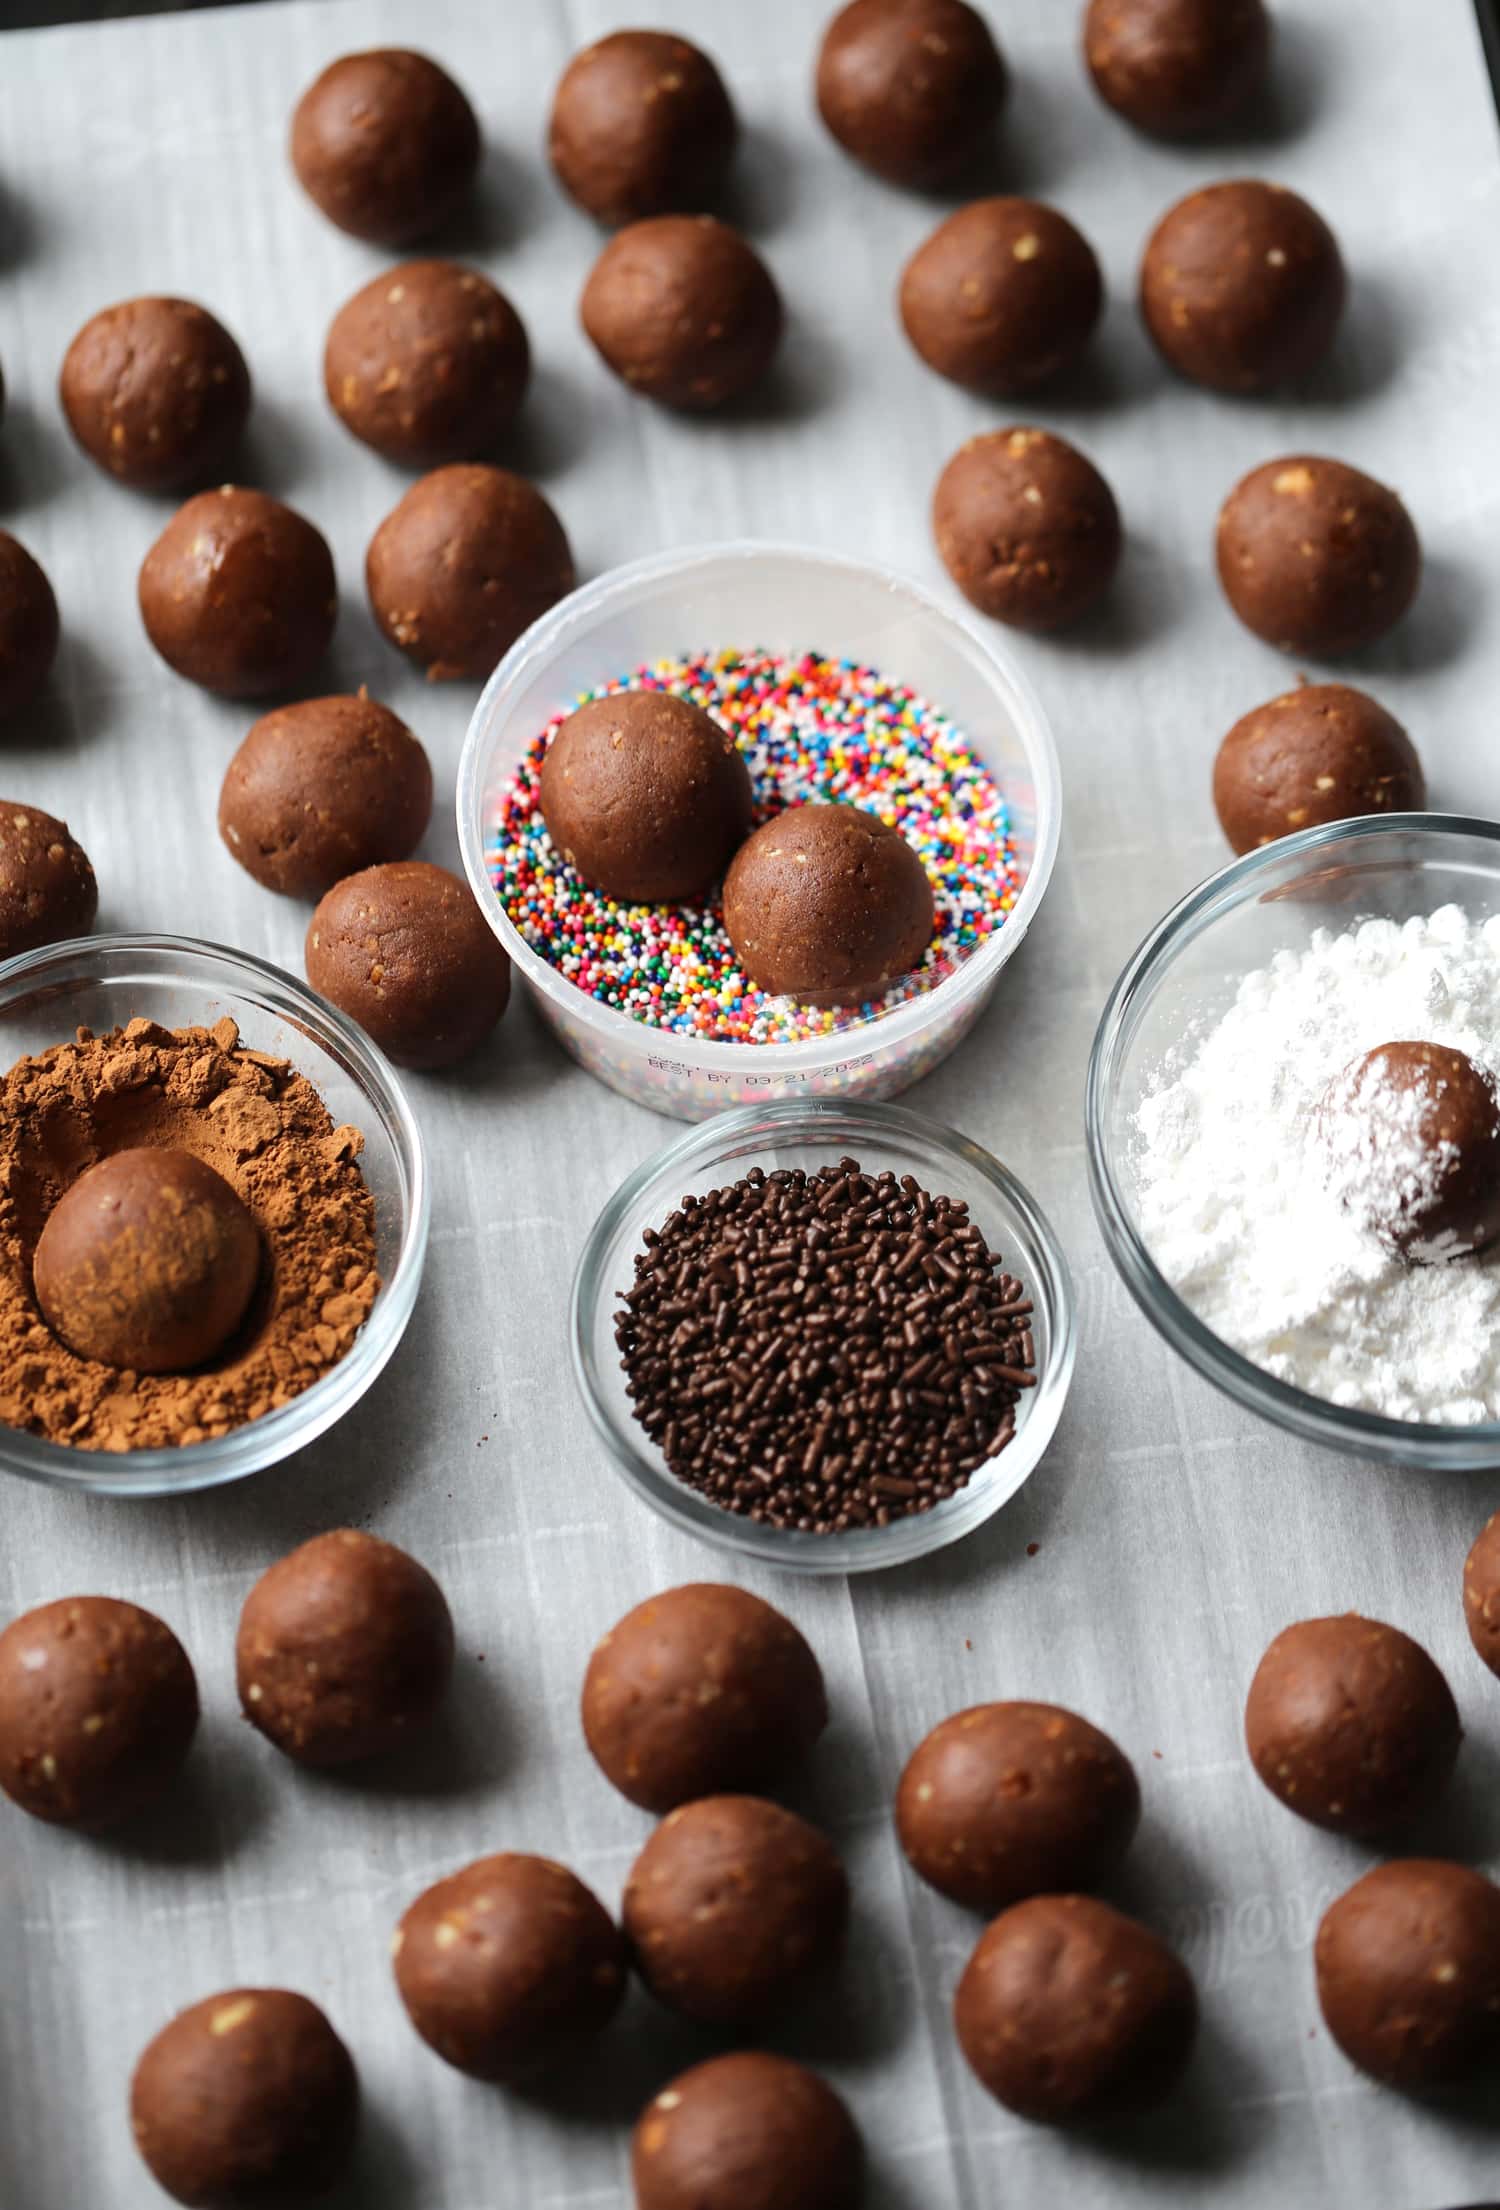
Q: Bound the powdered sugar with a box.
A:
[1134,905,1500,1424]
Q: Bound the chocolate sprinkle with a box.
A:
[615,1157,1036,1533]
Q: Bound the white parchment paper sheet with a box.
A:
[1,1,1499,2203]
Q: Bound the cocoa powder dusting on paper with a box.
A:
[0,1017,378,1451]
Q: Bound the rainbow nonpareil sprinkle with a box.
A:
[486,648,1020,1045]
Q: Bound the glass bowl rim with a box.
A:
[1085,811,1500,1466]
[570,1096,1077,1574]
[0,930,431,1495]
[454,536,1064,1070]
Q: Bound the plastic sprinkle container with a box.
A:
[458,543,1062,1120]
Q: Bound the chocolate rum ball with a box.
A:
[1084,0,1272,138]
[34,1148,261,1373]
[633,2053,863,2210]
[1318,1042,1500,1262]
[1141,181,1345,393]
[1315,1860,1500,2087]
[549,30,738,226]
[724,804,934,1005]
[933,428,1121,629]
[816,0,1008,187]
[0,804,96,956]
[324,260,530,468]
[581,216,782,411]
[60,296,251,490]
[138,487,337,698]
[1216,456,1421,656]
[0,534,60,722]
[901,198,1103,395]
[306,860,511,1071]
[540,689,753,903]
[219,693,433,900]
[290,48,480,244]
[1213,683,1424,855]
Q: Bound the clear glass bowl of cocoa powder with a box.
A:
[1088,814,1500,1470]
[0,936,428,1495]
[573,1099,1075,1573]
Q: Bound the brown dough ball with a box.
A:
[632,2053,863,2210]
[366,464,574,682]
[955,1894,1199,2122]
[550,31,738,227]
[933,428,1122,630]
[139,487,337,698]
[1084,0,1271,137]
[131,1988,358,2207]
[306,860,511,1072]
[0,533,60,722]
[1244,1614,1461,1837]
[581,216,782,411]
[219,693,432,899]
[896,1701,1141,1913]
[34,1147,261,1374]
[236,1529,454,1767]
[723,803,934,1006]
[0,1595,197,1830]
[290,48,480,245]
[1216,456,1422,657]
[581,1583,828,1814]
[539,690,753,904]
[324,261,529,469]
[0,803,96,958]
[816,0,1008,186]
[1140,181,1344,393]
[394,1853,627,2081]
[1464,1509,1500,1680]
[623,1795,848,2026]
[1213,683,1423,855]
[1315,1860,1500,2088]
[901,197,1103,395]
[59,297,251,492]
[1318,1042,1500,1264]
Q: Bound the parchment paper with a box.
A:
[1,2,1498,2204]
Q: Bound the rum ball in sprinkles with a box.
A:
[487,648,1019,1044]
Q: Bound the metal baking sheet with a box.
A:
[1,1,1498,2204]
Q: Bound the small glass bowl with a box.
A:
[571,1099,1075,1574]
[1087,814,1500,1470]
[456,540,1061,1121]
[0,935,429,1497]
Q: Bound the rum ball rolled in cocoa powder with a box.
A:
[582,1583,828,1813]
[0,804,96,957]
[34,1147,262,1373]
[934,428,1121,630]
[324,261,530,469]
[394,1853,627,2081]
[633,2053,863,2210]
[549,30,738,226]
[131,1987,359,2206]
[1213,683,1423,855]
[624,1794,848,2026]
[306,860,510,1071]
[900,198,1103,397]
[1315,1859,1500,2088]
[366,464,574,682]
[581,216,782,411]
[139,487,337,698]
[616,1157,1036,1532]
[237,1529,454,1766]
[1216,456,1422,657]
[219,693,433,899]
[897,1702,1140,1912]
[1465,1508,1500,1679]
[816,0,1008,187]
[0,535,61,723]
[1244,1614,1461,1836]
[290,48,480,245]
[0,1016,378,1453]
[0,1594,197,1829]
[1084,0,1272,139]
[540,689,753,904]
[60,297,251,491]
[1140,181,1345,394]
[955,1894,1199,2122]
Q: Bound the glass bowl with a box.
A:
[0,935,429,1497]
[571,1099,1075,1574]
[456,540,1061,1121]
[1087,814,1500,1470]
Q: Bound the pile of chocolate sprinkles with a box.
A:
[615,1157,1036,1533]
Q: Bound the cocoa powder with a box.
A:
[0,1016,379,1451]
